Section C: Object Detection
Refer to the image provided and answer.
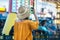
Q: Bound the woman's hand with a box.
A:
[33,9,39,22]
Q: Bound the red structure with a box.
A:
[9,0,12,13]
[9,0,17,13]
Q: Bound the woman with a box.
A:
[14,6,39,40]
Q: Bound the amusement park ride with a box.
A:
[1,0,34,35]
[0,0,57,36]
[0,0,60,40]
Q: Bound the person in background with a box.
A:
[39,20,56,35]
[47,23,57,35]
[14,6,39,40]
[38,20,48,34]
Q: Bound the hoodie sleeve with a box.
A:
[29,20,39,30]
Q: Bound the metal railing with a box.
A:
[33,30,60,40]
[0,35,13,40]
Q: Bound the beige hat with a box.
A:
[17,6,30,20]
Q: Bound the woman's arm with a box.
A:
[33,9,39,22]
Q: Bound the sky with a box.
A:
[0,0,9,11]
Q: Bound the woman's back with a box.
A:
[14,20,39,40]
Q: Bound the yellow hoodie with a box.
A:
[14,20,39,40]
